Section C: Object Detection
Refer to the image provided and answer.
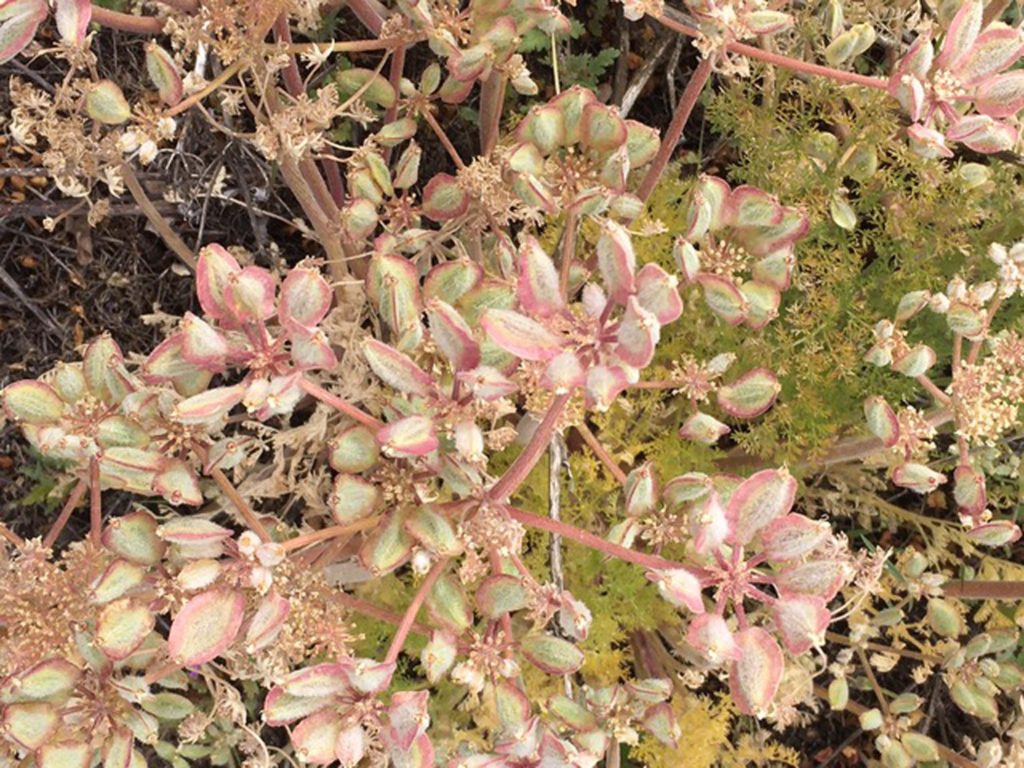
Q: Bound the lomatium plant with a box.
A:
[2,0,1024,767]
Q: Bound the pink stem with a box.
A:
[490,550,515,637]
[479,73,508,157]
[509,552,541,587]
[488,394,570,501]
[654,13,888,91]
[0,523,24,548]
[155,0,198,11]
[347,0,386,35]
[383,559,448,664]
[505,505,691,573]
[423,109,466,169]
[942,580,1024,600]
[89,457,102,547]
[43,478,88,549]
[966,296,1003,365]
[746,585,777,605]
[383,45,407,164]
[273,18,347,212]
[90,6,164,34]
[636,54,714,203]
[916,374,952,406]
[336,591,427,632]
[300,377,383,430]
[575,423,628,485]
[810,407,953,469]
[630,380,682,390]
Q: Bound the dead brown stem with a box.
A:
[119,162,197,270]
[942,580,1024,600]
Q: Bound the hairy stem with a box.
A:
[143,660,182,686]
[825,632,942,665]
[260,83,353,298]
[167,58,248,117]
[156,0,198,12]
[383,559,448,664]
[276,36,418,55]
[479,73,508,157]
[346,0,387,35]
[383,44,407,163]
[558,211,578,299]
[807,407,953,469]
[857,646,891,718]
[335,591,429,635]
[422,108,466,169]
[636,54,714,203]
[966,296,1003,365]
[606,741,621,768]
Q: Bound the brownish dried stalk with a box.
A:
[119,162,197,269]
